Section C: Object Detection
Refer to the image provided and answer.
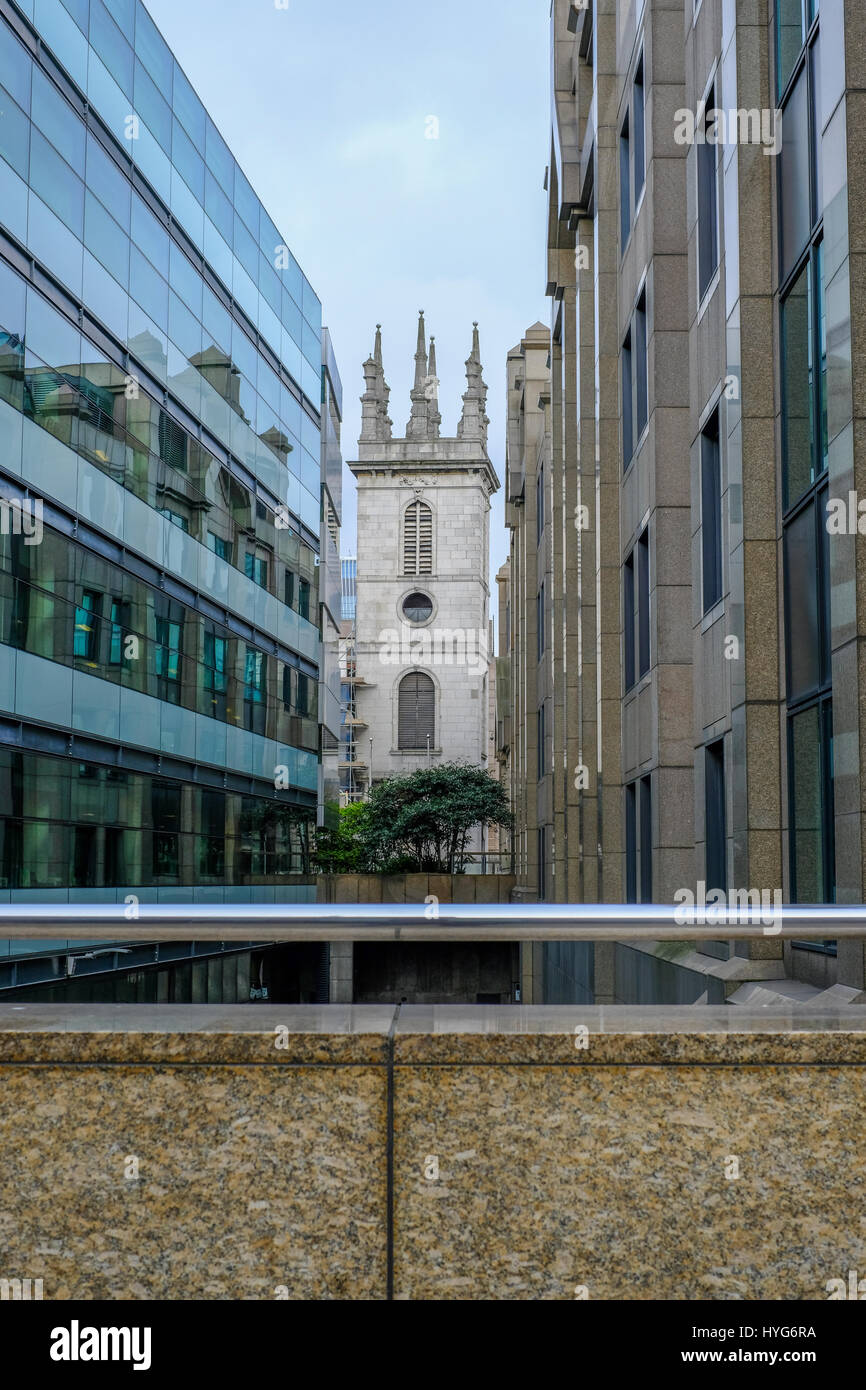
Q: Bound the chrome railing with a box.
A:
[0,902,862,941]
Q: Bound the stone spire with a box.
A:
[406,310,430,440]
[457,322,489,445]
[426,336,441,439]
[360,324,392,442]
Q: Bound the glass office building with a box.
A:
[0,0,339,917]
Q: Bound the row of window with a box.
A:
[0,749,315,889]
[0,271,320,625]
[1,528,318,744]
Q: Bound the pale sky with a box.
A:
[143,0,551,621]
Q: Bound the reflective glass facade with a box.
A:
[0,0,335,902]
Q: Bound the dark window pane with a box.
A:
[705,740,726,892]
[784,500,820,699]
[619,116,630,248]
[635,294,647,438]
[622,332,633,466]
[639,774,652,903]
[779,65,810,279]
[625,782,637,903]
[781,260,814,508]
[624,550,635,690]
[638,528,650,676]
[701,413,723,611]
[698,94,718,300]
[633,59,645,203]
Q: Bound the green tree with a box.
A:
[360,764,512,874]
[312,798,371,874]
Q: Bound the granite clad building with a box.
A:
[0,0,342,988]
[503,0,866,1005]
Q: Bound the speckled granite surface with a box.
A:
[1,1005,865,1300]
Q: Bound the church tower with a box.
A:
[348,314,500,792]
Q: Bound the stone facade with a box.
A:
[504,0,866,1004]
[347,316,500,790]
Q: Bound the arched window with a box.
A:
[398,672,435,749]
[403,500,433,575]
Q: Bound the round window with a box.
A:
[402,592,433,624]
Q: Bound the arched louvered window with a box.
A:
[398,672,435,749]
[403,500,433,575]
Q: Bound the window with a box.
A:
[73,590,100,662]
[625,782,637,903]
[536,466,545,545]
[158,507,189,533]
[637,528,650,678]
[403,499,433,575]
[537,582,545,662]
[624,528,650,689]
[537,702,546,782]
[705,740,726,892]
[207,531,231,561]
[109,598,129,665]
[73,826,97,889]
[199,789,225,878]
[622,328,633,467]
[155,615,182,699]
[398,671,434,749]
[640,774,652,903]
[697,83,719,302]
[784,484,830,702]
[537,824,546,901]
[782,245,826,510]
[635,288,647,439]
[624,550,635,690]
[298,577,310,621]
[296,671,312,717]
[244,646,266,734]
[285,569,295,609]
[402,592,433,624]
[701,410,723,612]
[245,552,268,589]
[203,629,227,713]
[619,113,631,250]
[152,781,180,879]
[633,55,645,205]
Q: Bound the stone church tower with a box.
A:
[348,313,500,791]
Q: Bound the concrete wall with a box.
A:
[2,1005,865,1300]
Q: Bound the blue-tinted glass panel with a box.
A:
[86,132,130,229]
[133,2,172,91]
[0,25,32,109]
[204,168,232,243]
[84,190,129,282]
[29,129,84,234]
[131,193,169,276]
[168,290,201,360]
[233,167,258,234]
[202,286,231,355]
[172,116,204,201]
[233,213,258,281]
[0,87,30,179]
[171,62,205,146]
[61,0,89,32]
[90,0,134,97]
[39,0,89,89]
[168,242,202,317]
[0,258,26,334]
[231,322,257,384]
[134,58,171,152]
[25,288,81,371]
[129,245,167,326]
[205,117,233,193]
[31,68,85,174]
[103,0,134,33]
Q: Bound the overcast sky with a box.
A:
[144,0,551,616]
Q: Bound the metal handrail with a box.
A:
[0,902,861,942]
